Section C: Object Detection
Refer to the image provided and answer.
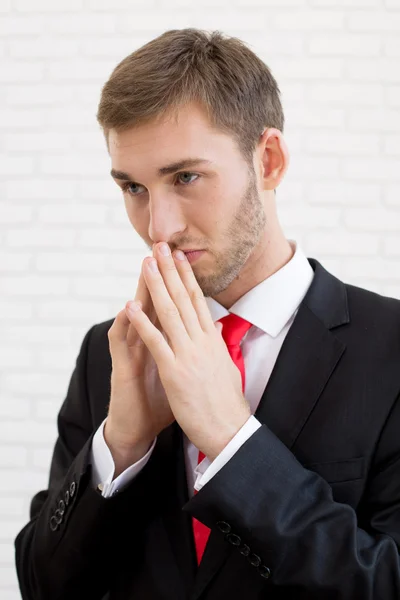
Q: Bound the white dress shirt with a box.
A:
[90,241,314,499]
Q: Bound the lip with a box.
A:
[183,250,206,264]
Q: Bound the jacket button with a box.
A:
[64,490,70,506]
[239,544,250,557]
[248,553,261,567]
[258,565,271,579]
[226,533,241,546]
[58,500,65,515]
[216,521,231,534]
[70,481,76,498]
[49,516,58,532]
[54,509,62,525]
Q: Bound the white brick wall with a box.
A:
[1,0,400,597]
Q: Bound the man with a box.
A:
[15,28,400,599]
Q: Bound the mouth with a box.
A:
[182,250,206,264]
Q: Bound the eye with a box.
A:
[120,172,200,197]
[176,172,199,185]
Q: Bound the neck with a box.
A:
[213,226,294,310]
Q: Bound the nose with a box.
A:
[147,193,186,247]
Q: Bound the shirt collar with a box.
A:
[205,241,314,338]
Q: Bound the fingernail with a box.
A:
[174,250,186,261]
[159,243,170,256]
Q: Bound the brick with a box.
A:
[0,346,32,367]
[8,38,79,59]
[0,205,33,223]
[36,252,106,273]
[0,566,20,587]
[0,397,30,418]
[309,82,383,106]
[279,205,341,228]
[308,34,380,57]
[288,155,340,178]
[0,16,44,35]
[0,253,31,273]
[46,106,101,128]
[343,158,400,181]
[47,59,116,81]
[346,58,400,83]
[35,401,61,422]
[306,131,379,155]
[387,86,400,107]
[348,11,400,31]
[274,10,344,30]
[307,232,379,256]
[0,469,48,493]
[273,57,342,80]
[0,109,45,128]
[385,0,400,7]
[45,14,116,34]
[73,274,134,298]
[0,61,44,82]
[0,276,69,296]
[341,258,400,281]
[345,208,400,231]
[119,11,260,32]
[285,106,345,128]
[384,135,400,155]
[385,37,400,57]
[0,0,11,10]
[0,156,34,176]
[6,84,74,105]
[3,325,71,344]
[0,447,27,468]
[38,204,107,225]
[6,179,76,201]
[88,0,152,7]
[6,228,76,248]
[0,302,33,320]
[79,179,119,200]
[347,108,400,132]
[384,236,400,256]
[0,543,15,563]
[385,184,400,206]
[40,154,106,175]
[311,0,379,5]
[37,301,108,323]
[78,227,146,250]
[15,0,83,9]
[3,132,70,152]
[308,182,380,206]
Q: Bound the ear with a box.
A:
[257,127,290,191]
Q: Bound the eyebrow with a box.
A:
[110,158,213,181]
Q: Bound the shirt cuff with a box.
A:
[90,418,157,498]
[194,416,262,492]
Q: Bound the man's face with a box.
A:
[109,102,267,299]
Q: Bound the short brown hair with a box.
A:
[96,28,284,165]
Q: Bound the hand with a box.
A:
[125,242,251,461]
[106,265,175,477]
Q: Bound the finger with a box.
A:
[126,301,175,368]
[150,243,205,342]
[172,250,215,334]
[108,307,141,376]
[143,257,190,354]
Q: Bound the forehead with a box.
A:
[108,102,237,166]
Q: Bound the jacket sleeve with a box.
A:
[183,395,400,599]
[14,324,156,600]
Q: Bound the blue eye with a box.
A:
[121,172,199,197]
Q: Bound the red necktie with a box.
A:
[192,313,253,565]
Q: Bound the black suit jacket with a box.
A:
[14,259,400,599]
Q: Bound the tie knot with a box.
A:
[217,313,253,347]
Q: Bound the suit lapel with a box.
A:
[188,259,349,600]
